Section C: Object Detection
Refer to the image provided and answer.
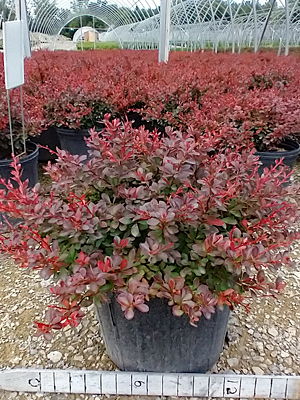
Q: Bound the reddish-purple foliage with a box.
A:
[0,117,299,339]
[24,51,300,151]
[1,50,300,156]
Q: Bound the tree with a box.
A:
[0,0,16,24]
[71,0,91,12]
[30,0,59,32]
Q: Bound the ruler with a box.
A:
[0,369,299,398]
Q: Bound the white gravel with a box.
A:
[0,164,300,399]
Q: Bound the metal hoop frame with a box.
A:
[3,0,300,52]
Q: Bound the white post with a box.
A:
[14,0,31,58]
[252,0,258,51]
[227,0,235,53]
[285,0,290,55]
[159,0,171,62]
[278,37,282,55]
[14,0,21,19]
[257,0,276,50]
[93,16,96,50]
[80,15,83,51]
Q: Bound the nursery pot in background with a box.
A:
[0,142,39,224]
[31,126,61,162]
[0,141,39,188]
[96,297,230,373]
[126,112,166,135]
[256,138,300,176]
[56,127,90,157]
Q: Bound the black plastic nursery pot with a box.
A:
[126,112,166,135]
[56,127,90,157]
[255,138,300,176]
[31,126,61,162]
[0,141,39,188]
[96,297,230,373]
[0,142,39,224]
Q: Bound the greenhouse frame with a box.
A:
[2,0,300,54]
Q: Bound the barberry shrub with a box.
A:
[18,50,300,152]
[0,116,299,340]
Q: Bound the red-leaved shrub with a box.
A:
[1,50,300,156]
[0,117,299,339]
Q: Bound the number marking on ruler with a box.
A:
[0,369,299,398]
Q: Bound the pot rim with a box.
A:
[255,138,300,157]
[0,141,39,167]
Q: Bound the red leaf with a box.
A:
[97,261,104,271]
[206,217,225,227]
[120,259,127,270]
[242,219,248,228]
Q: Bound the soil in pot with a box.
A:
[96,296,230,373]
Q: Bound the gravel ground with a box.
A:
[0,163,300,399]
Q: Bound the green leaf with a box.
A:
[123,230,131,238]
[200,258,209,265]
[191,251,200,261]
[193,265,206,276]
[223,217,238,225]
[229,199,237,207]
[219,282,229,291]
[119,224,128,232]
[131,224,140,237]
[99,282,114,292]
[146,271,156,279]
[148,264,160,271]
[57,267,68,279]
[110,221,119,229]
[138,220,149,230]
[178,232,187,240]
[93,296,102,307]
[119,217,132,225]
[105,247,113,256]
[188,229,196,241]
[65,246,77,263]
[180,267,192,277]
[230,210,242,218]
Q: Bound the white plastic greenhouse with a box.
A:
[2,0,300,54]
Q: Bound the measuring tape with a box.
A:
[0,369,299,398]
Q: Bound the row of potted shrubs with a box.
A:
[2,49,300,158]
[0,50,300,373]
